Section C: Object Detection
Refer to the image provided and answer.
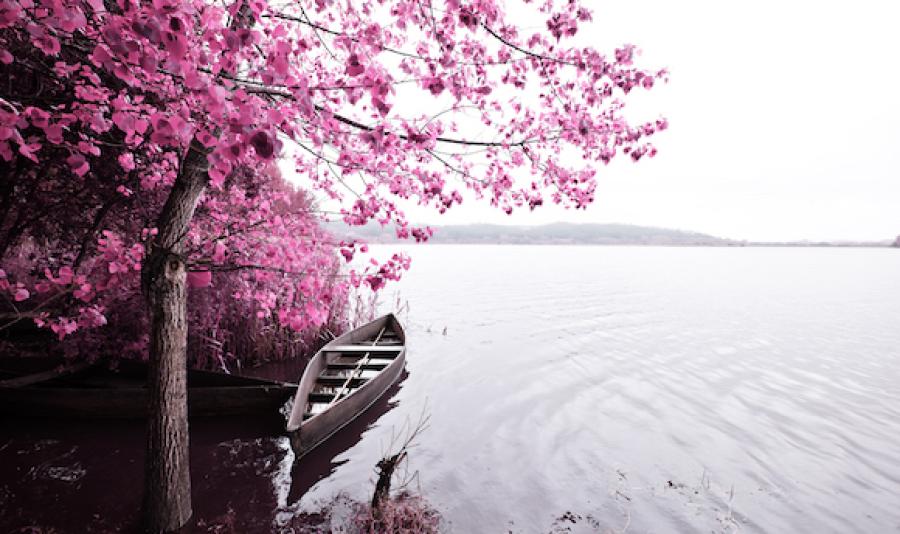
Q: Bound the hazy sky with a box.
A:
[407,0,900,241]
[284,0,900,241]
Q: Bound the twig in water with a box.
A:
[371,404,431,516]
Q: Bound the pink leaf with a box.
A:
[187,270,212,288]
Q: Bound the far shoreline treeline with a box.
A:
[328,222,896,248]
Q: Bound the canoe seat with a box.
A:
[317,376,367,387]
[326,345,401,352]
[333,353,400,364]
[327,362,388,371]
[308,392,346,403]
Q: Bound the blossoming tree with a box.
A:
[0,0,666,530]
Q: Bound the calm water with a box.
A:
[298,245,900,533]
[2,245,899,533]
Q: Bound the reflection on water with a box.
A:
[3,246,900,533]
[0,372,406,532]
[286,372,406,500]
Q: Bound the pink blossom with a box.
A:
[150,113,192,147]
[118,153,136,171]
[27,24,61,56]
[51,5,87,33]
[44,124,64,144]
[24,107,50,128]
[47,266,74,285]
[17,142,41,163]
[66,153,90,176]
[424,77,445,96]
[0,1,22,28]
[73,284,94,302]
[0,0,666,364]
[50,318,78,340]
[345,54,365,77]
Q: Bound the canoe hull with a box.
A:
[287,314,406,459]
[0,358,295,419]
[0,385,295,418]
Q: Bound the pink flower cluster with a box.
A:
[0,0,665,360]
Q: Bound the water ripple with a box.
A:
[302,246,900,533]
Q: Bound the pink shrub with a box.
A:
[0,164,353,368]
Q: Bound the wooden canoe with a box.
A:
[286,313,406,458]
[0,357,296,418]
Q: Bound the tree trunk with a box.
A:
[137,3,248,521]
[142,252,192,532]
[141,141,209,533]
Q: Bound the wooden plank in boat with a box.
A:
[325,345,402,352]
[332,353,400,364]
[330,355,399,365]
[287,313,407,459]
[316,376,367,387]
[327,362,388,371]
[308,392,350,403]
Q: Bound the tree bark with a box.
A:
[141,141,208,533]
[142,252,192,532]
[139,5,250,526]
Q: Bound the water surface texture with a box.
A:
[298,245,900,533]
[2,246,899,533]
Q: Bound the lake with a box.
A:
[297,245,900,533]
[2,245,898,533]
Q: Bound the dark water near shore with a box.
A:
[3,246,900,533]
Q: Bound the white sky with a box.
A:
[288,0,900,242]
[416,0,900,241]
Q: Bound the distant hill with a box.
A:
[327,222,740,246]
[326,222,896,247]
